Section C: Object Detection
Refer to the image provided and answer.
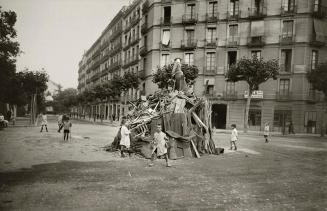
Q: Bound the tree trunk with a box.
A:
[244,89,252,133]
[321,102,326,137]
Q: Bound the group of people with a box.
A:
[119,119,171,167]
[38,113,72,141]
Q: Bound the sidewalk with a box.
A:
[213,128,325,139]
[71,117,120,127]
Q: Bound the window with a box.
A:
[248,109,261,126]
[144,35,147,47]
[206,28,216,43]
[206,52,216,71]
[281,49,292,72]
[163,6,171,23]
[279,79,290,95]
[253,0,262,13]
[186,30,195,41]
[226,82,235,94]
[162,29,170,46]
[143,58,146,70]
[227,51,237,69]
[282,20,294,38]
[282,0,295,12]
[187,4,196,18]
[229,24,238,37]
[311,50,318,70]
[230,0,239,16]
[314,0,321,12]
[274,110,292,127]
[206,85,214,95]
[185,53,194,65]
[251,50,261,59]
[161,54,170,67]
[208,1,217,17]
[304,111,317,133]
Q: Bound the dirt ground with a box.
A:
[0,119,326,210]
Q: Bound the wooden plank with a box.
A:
[190,139,200,158]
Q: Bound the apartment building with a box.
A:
[78,0,327,134]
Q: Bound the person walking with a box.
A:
[149,124,171,167]
[264,122,270,143]
[40,113,48,132]
[289,121,295,134]
[62,117,72,141]
[230,124,238,150]
[120,119,130,157]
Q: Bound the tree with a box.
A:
[0,7,20,103]
[152,63,199,89]
[225,56,279,132]
[52,88,78,113]
[307,62,327,136]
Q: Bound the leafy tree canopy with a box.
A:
[307,62,327,98]
[52,88,78,113]
[225,56,279,91]
[152,63,199,89]
[0,7,20,102]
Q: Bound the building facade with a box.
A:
[78,0,327,134]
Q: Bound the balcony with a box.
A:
[226,36,240,47]
[181,39,197,50]
[206,13,218,23]
[247,36,265,47]
[223,91,238,101]
[130,35,140,46]
[161,17,172,26]
[227,10,240,20]
[108,43,122,56]
[139,46,147,57]
[205,39,217,48]
[141,22,148,34]
[204,66,216,75]
[129,56,139,66]
[110,25,122,41]
[100,53,109,63]
[312,4,327,19]
[310,34,325,47]
[130,14,140,27]
[161,0,172,3]
[142,1,149,14]
[182,14,198,24]
[202,91,218,99]
[109,60,122,72]
[279,64,292,74]
[279,35,295,45]
[138,70,146,80]
[276,91,292,101]
[159,41,171,50]
[248,7,267,19]
[281,4,297,16]
[123,41,130,50]
[306,91,320,103]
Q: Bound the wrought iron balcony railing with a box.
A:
[276,91,292,101]
[248,6,267,19]
[247,36,265,47]
[182,13,198,24]
[181,39,197,50]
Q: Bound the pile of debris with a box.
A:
[106,89,223,159]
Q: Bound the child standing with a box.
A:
[230,124,238,150]
[120,119,130,157]
[149,124,171,167]
[40,113,48,132]
[63,117,72,141]
[264,122,270,143]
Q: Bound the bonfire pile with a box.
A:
[106,89,222,159]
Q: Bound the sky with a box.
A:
[1,0,130,88]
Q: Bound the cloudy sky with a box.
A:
[1,0,130,88]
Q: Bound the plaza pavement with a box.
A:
[0,118,326,210]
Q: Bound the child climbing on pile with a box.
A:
[63,117,72,141]
[230,124,238,150]
[149,124,171,167]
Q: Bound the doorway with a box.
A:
[212,104,227,129]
